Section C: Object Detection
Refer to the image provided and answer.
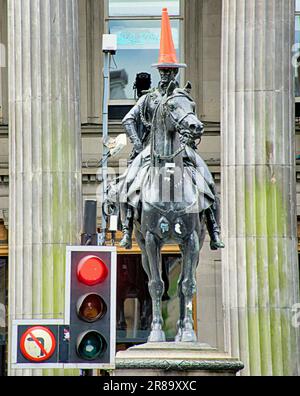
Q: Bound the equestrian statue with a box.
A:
[106,8,224,343]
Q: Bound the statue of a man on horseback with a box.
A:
[118,61,224,252]
[107,8,224,343]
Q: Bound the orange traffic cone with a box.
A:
[152,8,186,69]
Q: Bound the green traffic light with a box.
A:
[77,331,107,360]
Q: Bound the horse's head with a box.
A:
[161,81,204,141]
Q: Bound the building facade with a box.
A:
[0,0,299,376]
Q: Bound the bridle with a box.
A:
[152,94,197,162]
[162,95,196,134]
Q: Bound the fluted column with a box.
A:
[8,0,82,375]
[0,0,8,125]
[221,0,300,376]
[79,0,104,124]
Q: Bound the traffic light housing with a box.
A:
[66,246,116,369]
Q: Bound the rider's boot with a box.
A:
[120,226,133,249]
[205,205,225,250]
[119,204,133,250]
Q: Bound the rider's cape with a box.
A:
[108,145,215,214]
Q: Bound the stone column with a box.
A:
[221,0,300,376]
[79,0,104,124]
[8,0,82,375]
[0,0,8,125]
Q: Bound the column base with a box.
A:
[114,342,244,376]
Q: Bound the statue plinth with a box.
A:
[113,343,244,376]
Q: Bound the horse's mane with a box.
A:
[151,87,195,144]
[165,88,195,103]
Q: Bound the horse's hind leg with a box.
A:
[145,231,166,342]
[135,229,151,280]
[179,231,200,342]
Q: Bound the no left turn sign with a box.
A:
[20,326,56,362]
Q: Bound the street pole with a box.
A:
[99,35,117,246]
[81,200,97,246]
[80,200,97,377]
[102,51,110,231]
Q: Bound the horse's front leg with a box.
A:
[179,231,200,342]
[145,231,165,342]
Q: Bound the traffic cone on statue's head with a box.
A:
[152,8,186,69]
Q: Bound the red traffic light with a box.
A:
[66,246,117,368]
[77,255,108,285]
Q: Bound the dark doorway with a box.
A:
[116,253,182,345]
[0,257,7,376]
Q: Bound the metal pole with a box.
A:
[100,51,110,245]
[81,200,97,245]
[80,199,97,376]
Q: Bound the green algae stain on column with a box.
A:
[244,167,294,375]
[52,244,65,319]
[42,244,54,321]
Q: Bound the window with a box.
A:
[107,0,183,102]
[109,0,180,17]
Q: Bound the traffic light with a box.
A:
[66,246,117,369]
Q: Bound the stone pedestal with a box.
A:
[114,343,244,377]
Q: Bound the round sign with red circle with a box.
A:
[20,326,56,362]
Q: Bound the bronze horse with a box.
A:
[132,82,212,343]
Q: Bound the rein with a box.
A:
[154,144,186,162]
[167,108,195,134]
